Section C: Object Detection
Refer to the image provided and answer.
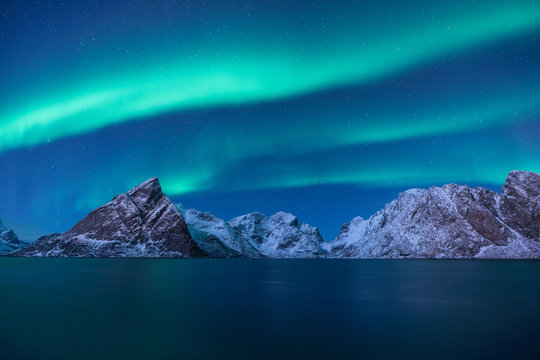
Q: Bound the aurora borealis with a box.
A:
[1,0,539,240]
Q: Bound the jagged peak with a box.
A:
[349,216,365,225]
[501,171,540,206]
[440,183,471,191]
[126,177,164,212]
[230,211,303,228]
[506,170,540,179]
[0,219,20,243]
[503,170,540,191]
[0,229,21,246]
[229,211,266,225]
[269,211,298,227]
[185,208,223,223]
[128,177,161,195]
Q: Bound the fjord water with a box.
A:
[1,259,539,359]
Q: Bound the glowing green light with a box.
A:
[1,2,539,154]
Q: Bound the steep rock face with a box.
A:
[178,206,260,258]
[229,211,327,258]
[325,171,540,258]
[0,219,26,254]
[498,171,540,240]
[13,178,205,257]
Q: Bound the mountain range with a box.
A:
[5,170,540,258]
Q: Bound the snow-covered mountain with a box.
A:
[178,206,326,258]
[0,219,26,254]
[323,171,540,258]
[228,211,327,258]
[6,170,540,258]
[12,177,205,257]
[178,206,260,257]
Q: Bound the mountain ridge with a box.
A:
[0,219,26,254]
[324,171,540,258]
[5,170,540,258]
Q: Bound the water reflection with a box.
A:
[0,259,539,359]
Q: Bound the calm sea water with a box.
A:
[1,259,539,359]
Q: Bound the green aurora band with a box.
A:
[1,1,540,157]
[1,0,540,219]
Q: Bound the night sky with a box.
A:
[1,0,539,241]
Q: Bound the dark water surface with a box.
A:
[1,259,539,359]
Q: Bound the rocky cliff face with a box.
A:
[13,178,205,257]
[324,171,540,258]
[498,170,540,241]
[178,206,260,258]
[0,219,26,254]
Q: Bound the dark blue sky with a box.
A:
[1,1,539,241]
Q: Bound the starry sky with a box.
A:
[1,0,539,241]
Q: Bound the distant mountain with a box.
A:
[12,178,205,257]
[0,219,26,254]
[323,171,540,258]
[178,206,326,258]
[228,211,327,258]
[6,170,540,258]
[178,206,260,257]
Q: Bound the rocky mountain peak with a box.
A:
[0,218,25,254]
[503,170,540,193]
[269,211,298,227]
[0,219,17,243]
[13,178,205,257]
[501,170,540,203]
[229,212,266,225]
[125,176,163,213]
[499,170,540,241]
